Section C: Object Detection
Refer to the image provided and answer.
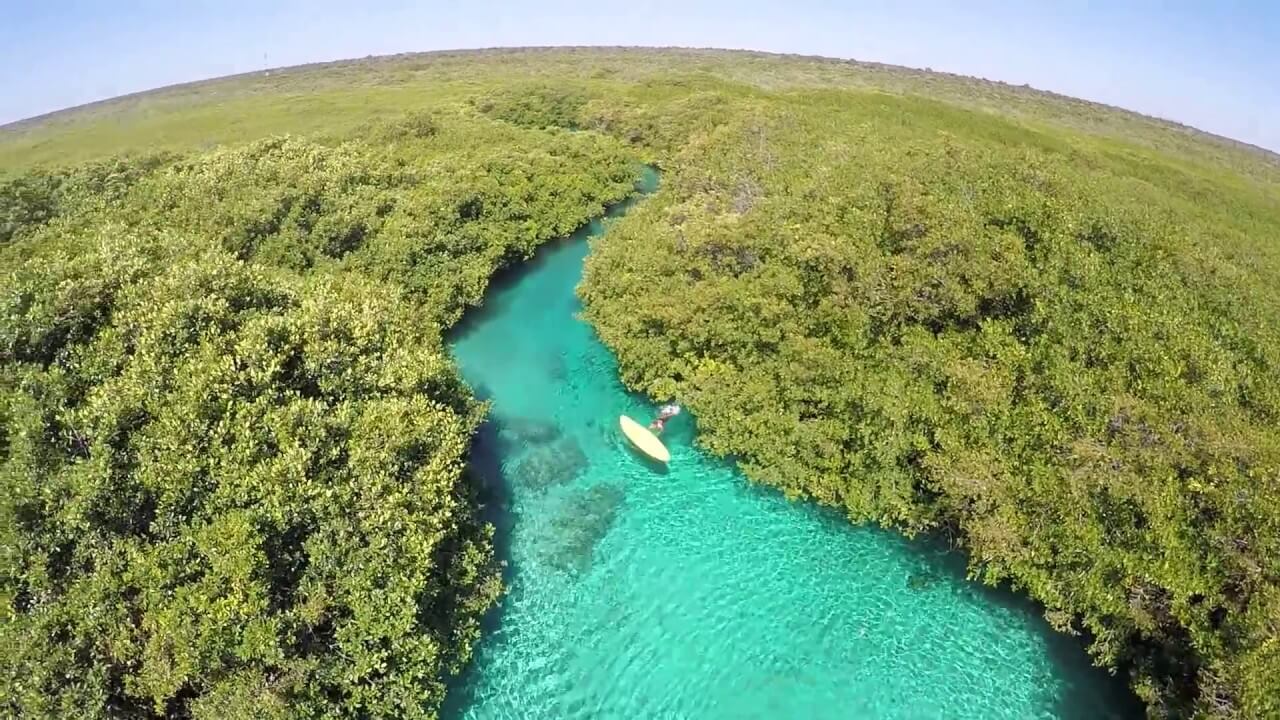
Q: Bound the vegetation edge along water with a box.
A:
[2,48,1278,718]
[0,112,648,718]
[445,162,1141,719]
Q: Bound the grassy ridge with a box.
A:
[3,48,1279,718]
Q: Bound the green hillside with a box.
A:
[3,48,1278,719]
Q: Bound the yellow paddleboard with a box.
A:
[619,415,670,463]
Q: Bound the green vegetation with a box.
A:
[3,48,1279,718]
[1,112,639,718]
[582,84,1280,719]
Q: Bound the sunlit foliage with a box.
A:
[582,88,1280,718]
[1,120,639,718]
[3,48,1278,719]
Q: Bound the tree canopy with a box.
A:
[3,48,1279,719]
[1,118,639,718]
[581,89,1280,717]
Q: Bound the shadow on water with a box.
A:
[933,545,1145,720]
[441,383,515,717]
[441,443,524,716]
[461,385,519,578]
[620,436,672,476]
[447,235,570,341]
[964,572,1144,720]
[641,397,1142,718]
[770,486,1144,720]
[443,171,659,717]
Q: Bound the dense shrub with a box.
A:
[472,83,588,130]
[4,50,1279,719]
[582,92,1280,718]
[0,153,175,244]
[1,121,640,718]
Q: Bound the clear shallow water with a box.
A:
[447,169,1138,720]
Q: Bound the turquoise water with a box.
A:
[447,170,1138,719]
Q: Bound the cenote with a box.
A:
[446,167,1139,719]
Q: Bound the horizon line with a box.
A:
[2,44,1276,161]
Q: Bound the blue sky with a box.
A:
[2,0,1277,151]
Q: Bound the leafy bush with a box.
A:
[582,92,1280,718]
[354,110,440,143]
[1,123,640,718]
[0,153,175,244]
[5,51,1279,719]
[473,83,587,130]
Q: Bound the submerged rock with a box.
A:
[508,436,589,494]
[498,415,563,449]
[906,570,941,592]
[541,483,625,573]
[545,352,569,381]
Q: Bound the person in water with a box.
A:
[649,403,681,434]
